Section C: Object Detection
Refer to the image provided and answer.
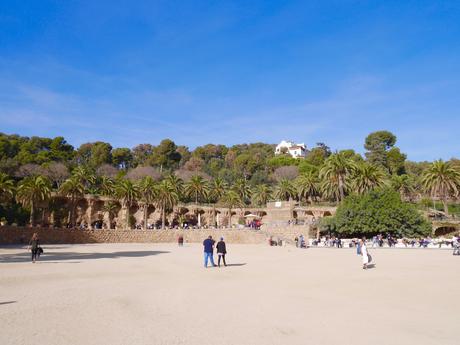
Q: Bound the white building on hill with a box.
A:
[275,140,307,158]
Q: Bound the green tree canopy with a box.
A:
[364,130,397,169]
[0,172,15,203]
[148,139,181,172]
[112,148,133,170]
[76,142,112,167]
[324,189,431,238]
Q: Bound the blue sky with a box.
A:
[0,0,459,161]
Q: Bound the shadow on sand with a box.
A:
[0,301,17,306]
[0,250,170,263]
[225,263,246,267]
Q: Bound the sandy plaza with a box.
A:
[1,243,458,345]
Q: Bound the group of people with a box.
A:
[246,220,261,229]
[203,236,227,268]
[294,235,307,248]
[311,235,342,247]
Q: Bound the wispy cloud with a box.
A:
[0,59,458,161]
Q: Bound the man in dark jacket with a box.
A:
[216,237,227,267]
[203,235,216,268]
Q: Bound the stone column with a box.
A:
[86,199,94,229]
[118,205,129,230]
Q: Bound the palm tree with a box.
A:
[102,201,119,229]
[233,178,251,204]
[0,172,15,203]
[59,176,86,227]
[72,165,96,191]
[320,176,342,202]
[155,180,179,229]
[165,174,184,200]
[185,175,209,203]
[274,179,296,201]
[220,190,244,228]
[295,172,319,203]
[319,153,355,202]
[209,178,227,202]
[138,176,157,230]
[421,160,460,215]
[390,174,414,200]
[16,176,52,226]
[209,178,228,227]
[98,176,115,196]
[352,162,386,195]
[251,184,272,206]
[115,179,140,228]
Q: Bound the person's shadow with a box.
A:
[0,250,169,263]
[366,263,376,269]
[225,263,246,267]
[0,301,16,306]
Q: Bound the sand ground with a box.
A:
[0,243,458,345]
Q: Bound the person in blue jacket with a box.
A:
[203,235,217,268]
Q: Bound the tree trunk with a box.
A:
[338,175,345,202]
[30,202,35,227]
[161,208,166,229]
[143,204,148,230]
[107,214,111,229]
[442,198,449,216]
[125,205,130,229]
[72,204,76,227]
[70,197,76,227]
[212,205,216,227]
[41,208,46,227]
[228,208,232,228]
[50,210,55,228]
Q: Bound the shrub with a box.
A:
[323,189,432,238]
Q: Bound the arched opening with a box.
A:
[91,212,104,230]
[434,226,458,237]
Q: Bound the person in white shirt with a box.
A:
[360,238,369,270]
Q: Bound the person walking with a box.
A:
[360,237,370,270]
[28,233,40,263]
[216,237,227,267]
[203,235,216,268]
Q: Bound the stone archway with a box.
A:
[434,226,459,237]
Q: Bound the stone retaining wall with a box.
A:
[0,226,309,245]
[0,227,264,245]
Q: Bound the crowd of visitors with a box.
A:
[312,235,342,247]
